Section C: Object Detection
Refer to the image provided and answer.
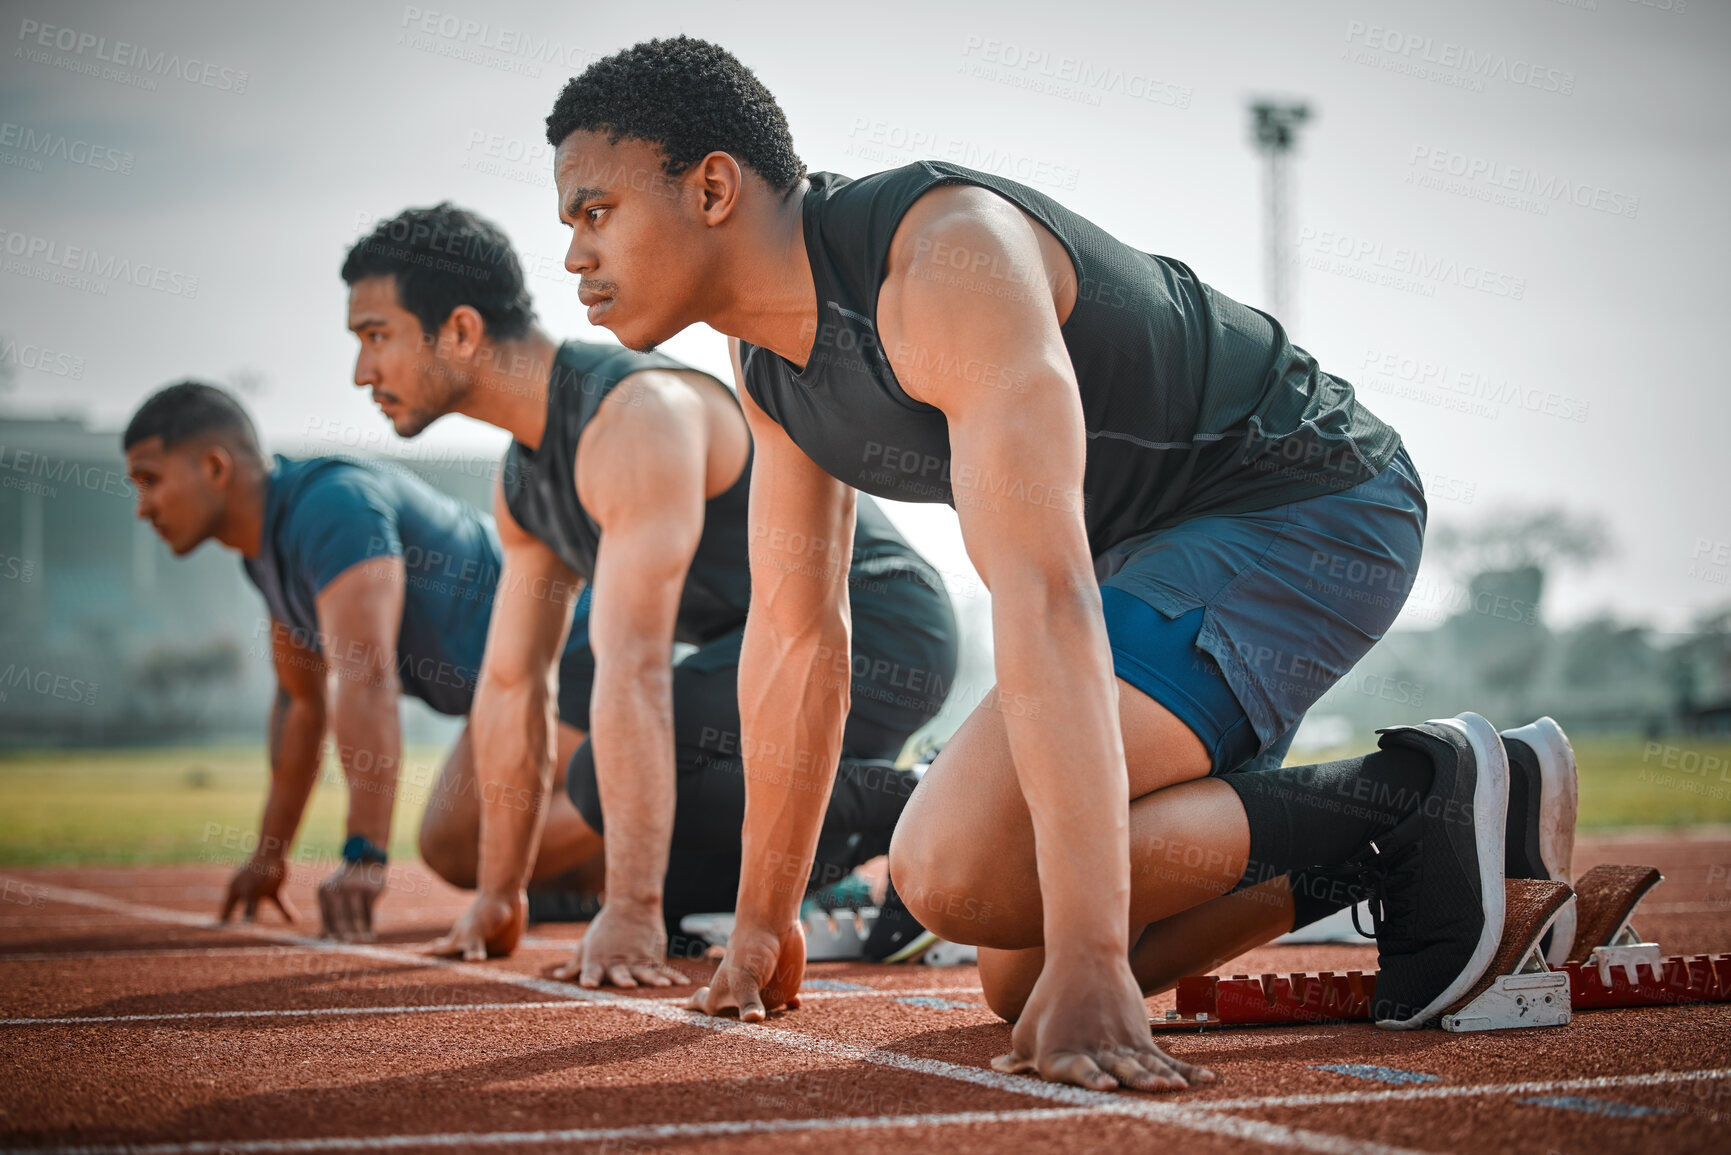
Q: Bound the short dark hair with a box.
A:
[545,37,805,193]
[123,381,262,455]
[341,203,535,340]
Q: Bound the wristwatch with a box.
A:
[340,834,388,866]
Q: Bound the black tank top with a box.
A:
[503,341,920,646]
[738,162,1403,560]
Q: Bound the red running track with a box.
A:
[2,832,1729,1154]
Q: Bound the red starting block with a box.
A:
[1564,946,1731,1010]
[1152,867,1731,1033]
[1156,951,1731,1032]
[1163,971,1375,1028]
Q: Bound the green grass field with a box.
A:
[0,745,451,868]
[2,735,1729,868]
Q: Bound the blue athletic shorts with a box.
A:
[1097,446,1427,775]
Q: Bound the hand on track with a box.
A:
[219,854,298,925]
[551,902,686,989]
[419,890,524,960]
[687,920,805,1022]
[316,861,388,941]
[992,957,1215,1092]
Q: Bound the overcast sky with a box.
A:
[3,0,1726,632]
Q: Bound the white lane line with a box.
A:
[1,877,1427,1155]
[0,1000,596,1027]
[0,887,215,930]
[0,989,987,1027]
[0,915,202,928]
[11,1108,1096,1155]
[0,947,308,964]
[9,1068,1731,1155]
[1192,1067,1731,1111]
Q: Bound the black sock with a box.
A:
[1223,745,1436,892]
[1284,867,1370,930]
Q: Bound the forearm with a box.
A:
[256,691,327,860]
[734,616,851,928]
[993,578,1130,956]
[328,679,402,847]
[590,663,676,910]
[471,680,556,897]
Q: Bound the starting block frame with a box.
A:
[1440,940,1570,1032]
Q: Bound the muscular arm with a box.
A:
[219,622,327,923]
[879,191,1214,1093]
[257,626,328,857]
[880,187,1127,961]
[690,341,855,1020]
[469,486,581,904]
[314,556,408,850]
[731,350,856,931]
[578,373,709,917]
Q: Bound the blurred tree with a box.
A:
[1432,507,1612,712]
[1670,605,1731,734]
[1562,616,1656,689]
[1428,507,1612,578]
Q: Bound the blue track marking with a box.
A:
[1519,1096,1677,1119]
[897,996,978,1010]
[1310,1064,1441,1085]
[800,979,874,991]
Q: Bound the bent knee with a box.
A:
[889,840,1005,947]
[417,817,476,889]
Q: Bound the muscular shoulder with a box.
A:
[583,368,706,454]
[886,184,1038,280]
[879,187,1077,407]
[576,368,713,521]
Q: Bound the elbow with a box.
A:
[476,661,552,709]
[594,643,674,703]
[990,566,1101,622]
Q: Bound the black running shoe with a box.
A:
[1348,711,1509,1030]
[1501,718,1579,963]
[861,878,938,964]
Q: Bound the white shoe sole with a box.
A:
[1502,716,1579,963]
[1376,711,1509,1030]
[878,928,939,964]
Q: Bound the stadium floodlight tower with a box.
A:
[1250,100,1310,331]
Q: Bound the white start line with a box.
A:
[3,876,1728,1155]
[0,986,991,1027]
